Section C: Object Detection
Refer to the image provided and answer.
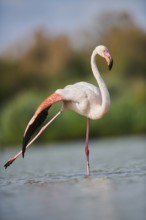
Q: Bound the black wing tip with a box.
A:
[22,107,49,157]
[108,58,113,71]
[22,151,25,158]
[22,138,26,158]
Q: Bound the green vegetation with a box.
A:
[0,12,146,146]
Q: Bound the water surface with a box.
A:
[0,136,146,220]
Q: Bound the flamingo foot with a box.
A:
[86,161,90,176]
[85,118,90,176]
[85,147,90,176]
[4,157,16,169]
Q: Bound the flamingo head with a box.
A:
[96,45,113,71]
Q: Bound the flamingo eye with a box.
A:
[103,48,109,56]
[103,49,106,56]
[104,48,108,53]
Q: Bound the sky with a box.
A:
[0,0,146,51]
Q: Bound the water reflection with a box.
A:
[0,136,146,220]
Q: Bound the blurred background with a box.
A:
[0,0,146,147]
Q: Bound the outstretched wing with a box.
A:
[22,93,64,157]
[22,106,51,156]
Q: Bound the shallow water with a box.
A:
[0,136,146,220]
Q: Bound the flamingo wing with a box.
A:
[22,93,64,157]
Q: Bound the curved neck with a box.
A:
[91,49,110,115]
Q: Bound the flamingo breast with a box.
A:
[56,82,103,119]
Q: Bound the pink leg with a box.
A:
[4,110,62,169]
[85,117,90,176]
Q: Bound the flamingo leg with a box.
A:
[85,117,90,176]
[4,110,62,169]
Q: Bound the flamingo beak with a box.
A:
[104,51,113,71]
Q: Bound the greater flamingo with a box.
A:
[4,45,113,176]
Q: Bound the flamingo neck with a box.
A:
[91,49,110,116]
